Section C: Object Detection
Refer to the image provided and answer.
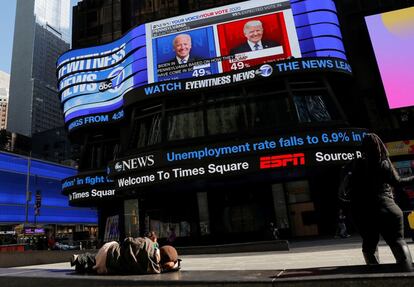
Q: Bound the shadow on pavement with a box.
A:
[273,263,414,279]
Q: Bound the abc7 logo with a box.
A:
[258,64,273,77]
[114,162,123,172]
[99,67,125,93]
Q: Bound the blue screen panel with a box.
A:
[60,51,147,103]
[299,37,345,54]
[0,152,77,179]
[0,205,97,224]
[57,24,148,122]
[302,50,346,60]
[0,151,97,224]
[63,69,147,114]
[296,23,342,41]
[293,11,339,28]
[291,0,337,15]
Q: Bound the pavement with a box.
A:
[1,236,414,286]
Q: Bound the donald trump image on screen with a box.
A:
[230,20,280,54]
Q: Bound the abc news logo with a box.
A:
[260,153,305,169]
[114,154,155,172]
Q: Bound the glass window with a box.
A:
[246,95,291,129]
[102,7,112,20]
[135,113,162,148]
[288,78,326,90]
[286,180,311,204]
[167,109,204,140]
[131,104,162,148]
[293,94,332,123]
[207,102,246,135]
[79,140,117,169]
[124,199,139,238]
[123,76,340,146]
[271,184,290,229]
[86,11,98,23]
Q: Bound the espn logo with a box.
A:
[260,153,305,169]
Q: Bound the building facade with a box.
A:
[61,0,414,245]
[7,0,71,137]
[0,71,9,130]
[0,151,97,247]
[31,127,79,167]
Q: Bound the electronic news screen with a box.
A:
[147,0,300,82]
[57,0,347,131]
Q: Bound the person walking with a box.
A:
[269,222,280,240]
[348,133,414,271]
[335,209,350,238]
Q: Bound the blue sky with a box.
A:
[0,0,80,75]
[0,0,17,74]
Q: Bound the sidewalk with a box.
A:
[1,236,413,287]
[14,236,411,270]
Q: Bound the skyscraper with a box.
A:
[7,0,71,136]
[0,71,10,130]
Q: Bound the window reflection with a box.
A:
[207,102,246,135]
[293,94,332,123]
[247,96,292,129]
[125,77,340,149]
[167,109,204,140]
[136,113,162,148]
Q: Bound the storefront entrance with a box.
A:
[272,180,319,237]
[208,183,275,243]
[122,178,322,245]
[129,189,200,245]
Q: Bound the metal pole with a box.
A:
[24,152,32,224]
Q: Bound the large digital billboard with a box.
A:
[62,128,367,204]
[365,7,414,109]
[147,0,301,82]
[105,128,367,194]
[0,151,97,223]
[57,0,348,132]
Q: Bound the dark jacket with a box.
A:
[165,55,201,66]
[230,40,280,54]
[106,237,160,274]
[350,158,414,204]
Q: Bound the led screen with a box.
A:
[57,0,346,131]
[147,0,301,83]
[0,152,97,224]
[365,7,414,109]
